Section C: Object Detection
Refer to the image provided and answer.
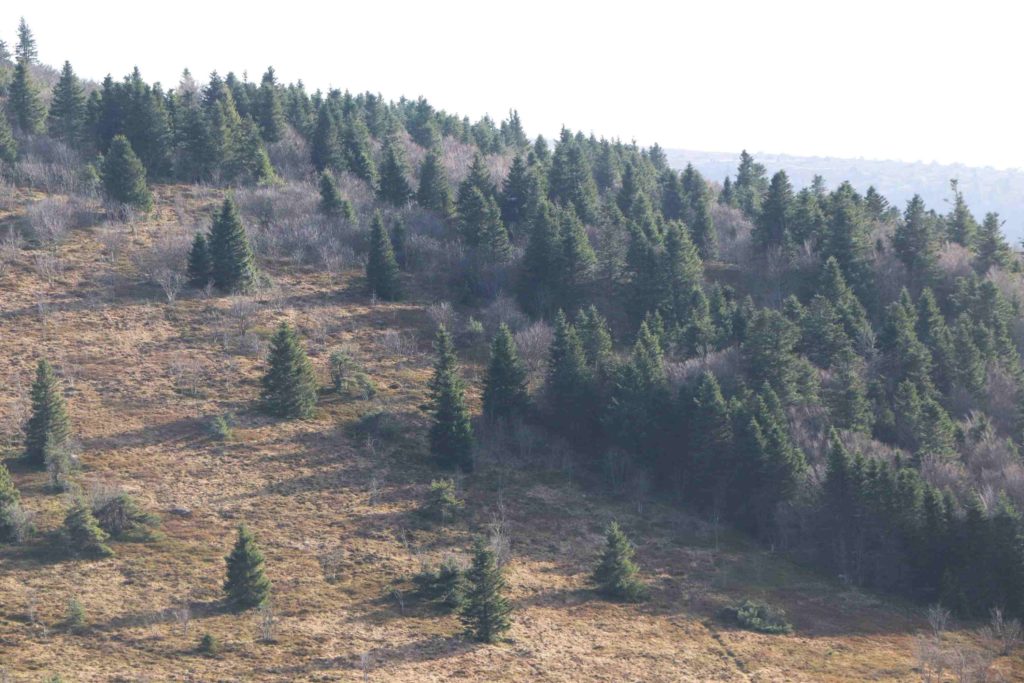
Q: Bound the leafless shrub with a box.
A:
[319,545,346,583]
[427,301,457,331]
[155,268,185,302]
[487,508,512,567]
[380,329,418,358]
[936,242,976,288]
[226,296,259,337]
[32,253,66,284]
[257,600,276,642]
[168,355,204,398]
[514,321,553,383]
[711,204,752,265]
[1,503,35,543]
[0,227,22,279]
[982,607,1023,656]
[404,234,463,275]
[95,226,128,265]
[927,603,952,642]
[481,294,528,333]
[669,347,743,392]
[173,597,191,638]
[267,127,311,181]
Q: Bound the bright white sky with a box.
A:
[3,1,1021,169]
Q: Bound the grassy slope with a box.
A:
[0,186,1019,682]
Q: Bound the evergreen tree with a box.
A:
[208,197,258,292]
[545,311,592,441]
[15,18,37,64]
[416,147,454,216]
[518,200,562,316]
[47,61,86,146]
[946,179,979,247]
[377,135,413,205]
[429,326,474,472]
[915,288,955,393]
[23,360,70,470]
[753,171,794,252]
[826,347,872,432]
[460,538,512,643]
[975,212,1013,274]
[342,114,377,187]
[186,232,212,288]
[576,305,614,377]
[733,150,769,219]
[318,171,353,219]
[605,322,669,462]
[102,135,153,211]
[483,324,529,422]
[688,371,734,509]
[824,182,873,300]
[743,308,815,404]
[500,154,540,230]
[681,164,718,259]
[0,109,15,164]
[7,60,45,133]
[224,116,275,185]
[366,212,402,300]
[223,524,272,610]
[64,499,113,558]
[557,205,596,308]
[311,106,344,173]
[260,322,318,419]
[0,462,21,542]
[255,67,285,143]
[548,133,599,223]
[592,521,647,601]
[893,195,939,284]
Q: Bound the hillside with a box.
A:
[0,185,1017,682]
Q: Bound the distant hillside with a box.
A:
[667,149,1024,241]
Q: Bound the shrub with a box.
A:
[592,521,647,602]
[723,599,793,634]
[199,633,219,655]
[412,556,467,611]
[420,478,464,523]
[92,493,159,540]
[208,413,234,441]
[65,597,86,629]
[63,499,113,558]
[328,346,377,399]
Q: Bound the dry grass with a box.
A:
[0,187,1021,682]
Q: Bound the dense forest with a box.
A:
[2,15,1023,634]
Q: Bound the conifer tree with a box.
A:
[311,106,344,173]
[429,326,474,472]
[479,195,513,263]
[416,147,454,216]
[47,61,86,146]
[260,322,318,419]
[0,462,21,542]
[592,521,647,601]
[518,201,562,316]
[743,308,815,404]
[255,67,285,143]
[823,182,873,300]
[500,154,539,229]
[460,538,512,643]
[224,116,275,185]
[342,114,377,188]
[557,206,597,309]
[0,110,16,164]
[975,212,1013,274]
[688,371,734,508]
[102,135,153,211]
[23,360,70,470]
[826,347,872,432]
[946,179,979,247]
[753,170,794,252]
[15,18,37,64]
[733,150,769,219]
[186,232,212,288]
[7,60,45,133]
[915,288,955,392]
[545,311,592,438]
[223,524,272,610]
[894,195,939,284]
[63,499,113,558]
[366,212,402,300]
[377,135,413,205]
[208,197,258,292]
[483,324,529,422]
[318,171,353,219]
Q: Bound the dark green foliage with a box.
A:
[548,130,599,223]
[208,197,258,292]
[63,499,113,558]
[0,109,16,164]
[545,311,593,442]
[255,67,286,143]
[48,61,86,146]
[733,151,769,219]
[366,212,402,300]
[0,462,21,542]
[605,322,669,464]
[946,179,979,247]
[893,195,939,284]
[460,538,512,643]
[7,60,45,133]
[417,147,454,216]
[224,116,275,185]
[260,322,318,419]
[723,599,793,634]
[420,478,465,523]
[826,347,872,432]
[742,308,816,404]
[93,493,159,539]
[687,372,735,509]
[102,135,153,211]
[311,107,344,173]
[186,233,212,288]
[592,521,647,601]
[15,18,37,64]
[378,135,413,205]
[199,633,219,655]
[413,556,467,610]
[342,114,377,188]
[754,171,794,252]
[429,326,474,472]
[223,524,271,610]
[975,212,1013,274]
[823,182,873,300]
[318,171,353,219]
[23,360,70,470]
[483,324,529,422]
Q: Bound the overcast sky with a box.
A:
[3,1,1021,169]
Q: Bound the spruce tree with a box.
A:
[416,147,454,217]
[688,371,734,508]
[63,499,113,558]
[377,135,413,206]
[826,347,872,432]
[366,212,402,300]
[545,311,592,440]
[208,197,258,292]
[975,212,1013,274]
[255,67,285,143]
[102,135,153,211]
[460,538,512,643]
[754,170,794,251]
[311,107,344,173]
[342,114,377,188]
[48,61,86,146]
[893,195,939,284]
[15,18,37,64]
[7,60,45,133]
[186,232,212,288]
[482,324,529,422]
[0,462,21,542]
[946,179,979,247]
[260,322,318,419]
[0,110,16,164]
[223,524,272,610]
[592,521,647,601]
[318,171,353,219]
[429,326,474,472]
[224,116,275,185]
[23,360,70,470]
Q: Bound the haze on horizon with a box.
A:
[3,0,1021,170]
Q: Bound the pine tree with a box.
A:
[102,135,153,211]
[223,524,272,610]
[483,324,529,422]
[7,60,45,133]
[429,326,474,472]
[186,233,212,288]
[576,305,614,376]
[460,538,512,643]
[47,61,86,146]
[826,347,872,432]
[224,116,275,185]
[318,171,353,219]
[975,212,1013,274]
[255,67,285,143]
[208,197,258,292]
[260,322,318,419]
[557,206,597,309]
[479,195,512,263]
[893,195,939,284]
[947,179,979,247]
[545,311,592,440]
[63,499,113,558]
[500,154,539,229]
[824,182,873,300]
[733,150,769,219]
[377,135,413,205]
[366,212,402,300]
[342,114,377,188]
[754,170,794,251]
[592,521,647,601]
[688,371,734,508]
[743,308,815,404]
[15,18,37,64]
[23,360,70,470]
[0,110,16,164]
[518,200,562,316]
[416,147,454,216]
[310,106,344,173]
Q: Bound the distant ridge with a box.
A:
[667,149,1024,242]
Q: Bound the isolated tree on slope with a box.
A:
[102,135,153,211]
[592,521,647,601]
[318,171,353,219]
[24,359,70,470]
[261,322,318,419]
[429,326,474,472]
[224,524,271,610]
[366,212,402,301]
[208,197,258,292]
[64,499,113,558]
[460,538,512,643]
[186,233,212,288]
